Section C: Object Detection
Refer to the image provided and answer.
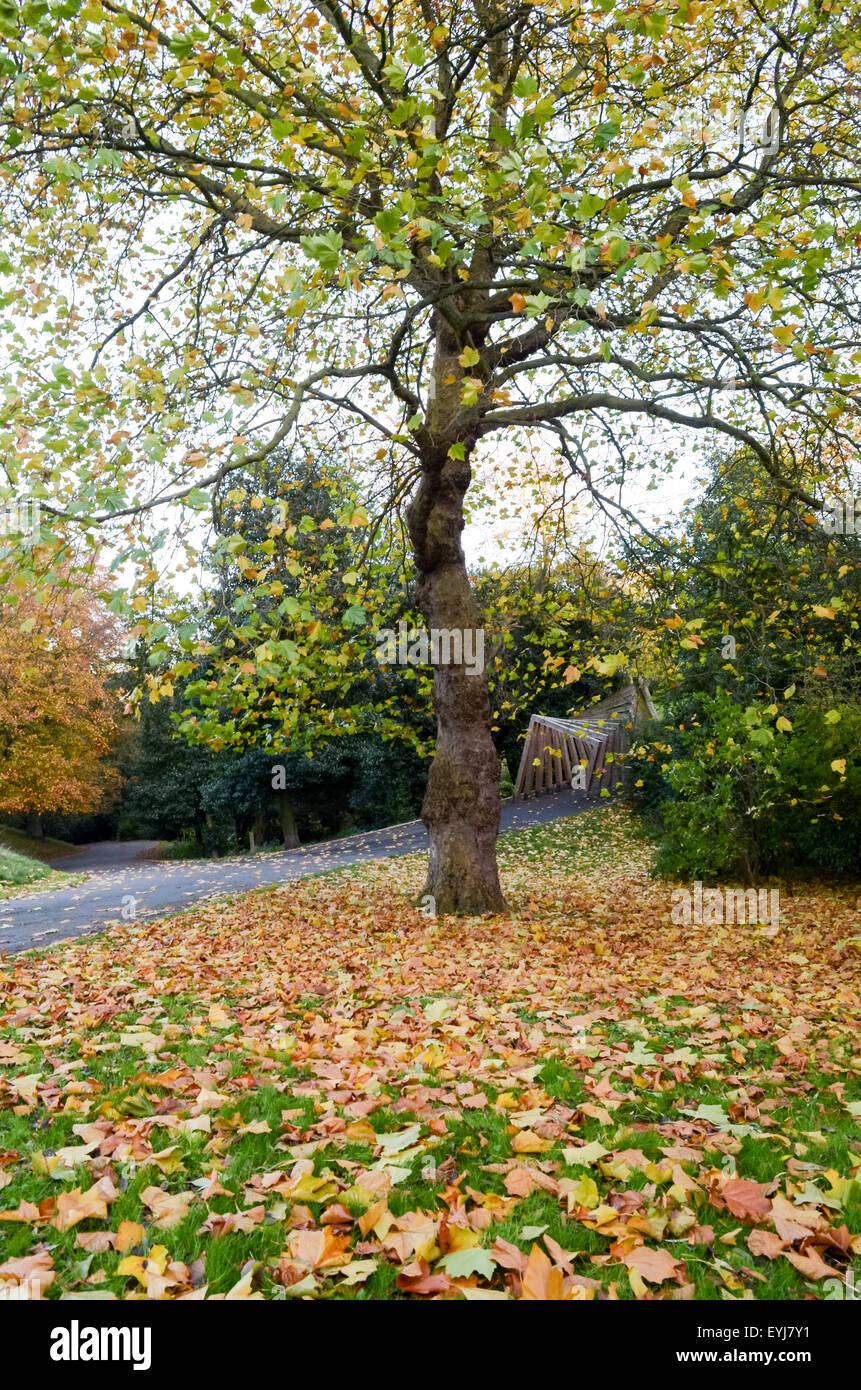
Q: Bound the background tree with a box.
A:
[0,581,119,833]
[626,449,861,879]
[2,0,860,909]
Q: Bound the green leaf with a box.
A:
[513,73,539,99]
[593,120,619,149]
[576,193,606,220]
[563,1140,609,1165]
[300,232,343,273]
[437,1248,496,1279]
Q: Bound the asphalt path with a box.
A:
[0,788,602,956]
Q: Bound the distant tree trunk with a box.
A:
[277,791,300,849]
[25,810,43,839]
[250,806,267,854]
[406,341,506,915]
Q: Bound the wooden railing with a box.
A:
[513,680,656,799]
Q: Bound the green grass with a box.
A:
[0,834,86,897]
[0,1023,855,1301]
[0,826,76,863]
[0,841,51,886]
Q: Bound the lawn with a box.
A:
[0,805,859,1301]
[0,842,51,888]
[0,839,86,902]
[0,827,78,864]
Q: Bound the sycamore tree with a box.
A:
[1,0,860,911]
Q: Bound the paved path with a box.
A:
[0,789,601,956]
[49,840,162,872]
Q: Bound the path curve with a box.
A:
[48,840,161,872]
[0,789,602,956]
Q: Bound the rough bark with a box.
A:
[406,332,507,916]
[25,810,43,839]
[277,790,300,850]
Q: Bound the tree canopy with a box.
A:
[0,579,119,820]
[1,0,860,908]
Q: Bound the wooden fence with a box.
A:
[513,680,657,799]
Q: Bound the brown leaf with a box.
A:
[783,1249,840,1281]
[519,1244,583,1301]
[55,1186,109,1232]
[490,1237,528,1273]
[395,1260,451,1295]
[140,1186,189,1230]
[0,1251,54,1296]
[722,1178,772,1222]
[747,1229,786,1259]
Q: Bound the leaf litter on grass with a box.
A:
[0,806,859,1301]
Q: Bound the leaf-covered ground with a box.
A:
[0,868,87,902]
[0,806,859,1300]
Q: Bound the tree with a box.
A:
[0,582,119,829]
[2,0,860,909]
[475,550,629,775]
[625,449,861,879]
[623,448,861,706]
[117,657,219,844]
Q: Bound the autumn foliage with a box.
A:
[0,583,119,818]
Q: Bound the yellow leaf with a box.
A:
[458,346,480,368]
[512,1129,551,1153]
[115,1220,144,1253]
[117,1246,168,1288]
[54,1187,109,1232]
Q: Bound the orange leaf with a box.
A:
[722,1178,772,1222]
[622,1245,683,1285]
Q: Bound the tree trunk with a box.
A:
[406,337,506,915]
[25,810,43,839]
[250,806,267,854]
[277,790,300,850]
